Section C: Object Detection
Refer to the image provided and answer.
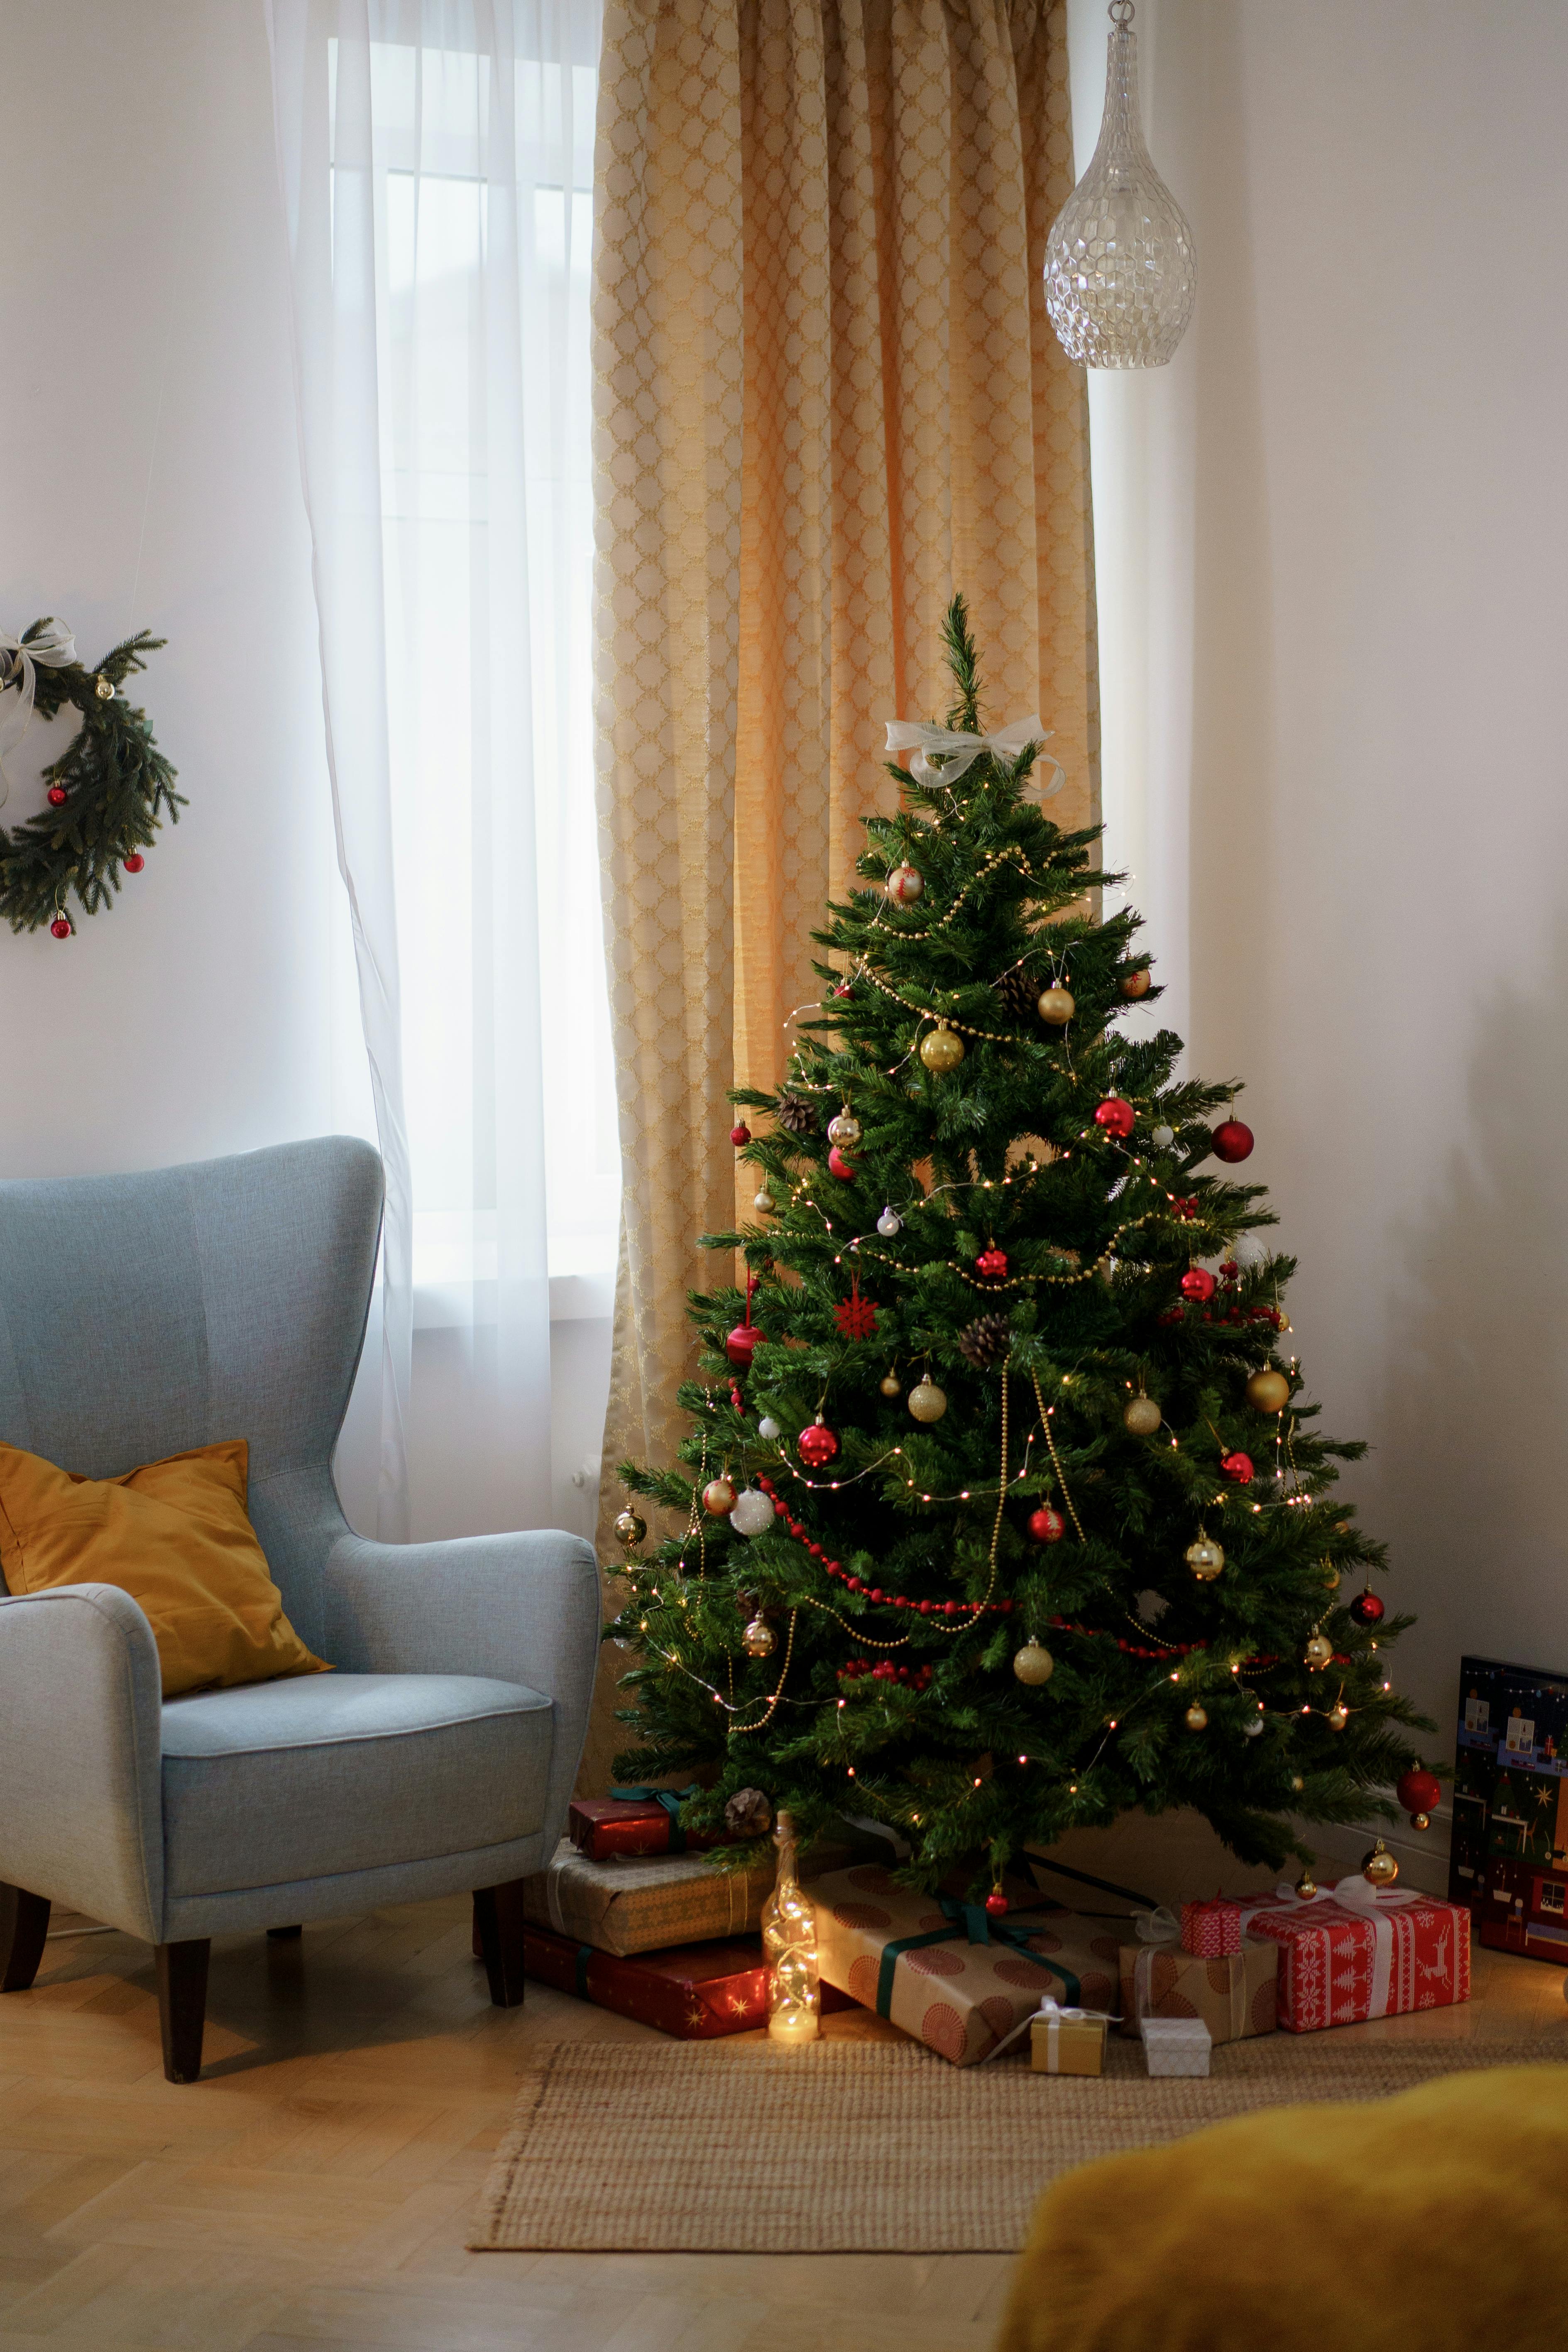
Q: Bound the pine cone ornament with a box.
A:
[996,967,1040,1024]
[775,1093,817,1137]
[724,1787,773,1837]
[958,1310,1012,1368]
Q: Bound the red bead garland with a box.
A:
[753,1474,1013,1618]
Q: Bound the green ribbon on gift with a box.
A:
[609,1783,700,1853]
[873,1895,1081,2021]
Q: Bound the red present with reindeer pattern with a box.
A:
[807,1862,1120,2067]
[1236,1879,1470,2034]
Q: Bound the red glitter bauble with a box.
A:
[976,1247,1009,1280]
[798,1421,839,1467]
[827,1145,857,1181]
[984,1891,1009,1918]
[1212,1118,1255,1164]
[123,854,145,873]
[726,1322,758,1368]
[49,918,71,939]
[1396,1768,1441,1817]
[1219,1450,1253,1483]
[1093,1096,1135,1139]
[46,786,68,808]
[1181,1268,1216,1302]
[1349,1589,1386,1628]
[1027,1505,1065,1545]
[730,1121,751,1146]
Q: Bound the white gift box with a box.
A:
[1141,2014,1211,2077]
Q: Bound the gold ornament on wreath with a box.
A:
[0,621,181,936]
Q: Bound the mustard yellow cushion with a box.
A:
[997,2063,1568,2352]
[0,1438,330,1699]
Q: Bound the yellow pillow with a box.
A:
[0,1438,330,1699]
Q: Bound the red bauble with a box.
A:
[827,1145,857,1181]
[1093,1096,1135,1139]
[1028,1504,1066,1545]
[123,854,145,873]
[46,786,68,808]
[1348,1589,1385,1628]
[726,1322,758,1368]
[975,1247,1009,1280]
[1219,1450,1254,1483]
[984,1891,1009,1918]
[1396,1767,1442,1817]
[1212,1118,1255,1164]
[1181,1268,1216,1303]
[833,983,852,998]
[730,1121,751,1146]
[798,1421,840,1467]
[49,918,70,939]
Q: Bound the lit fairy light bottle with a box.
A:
[763,1809,821,2045]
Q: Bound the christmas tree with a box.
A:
[609,599,1432,1893]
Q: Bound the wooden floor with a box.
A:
[1,1894,1563,2352]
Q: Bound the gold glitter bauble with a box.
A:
[1361,1839,1399,1888]
[1184,1703,1208,1731]
[1012,1640,1055,1686]
[742,1616,776,1658]
[1185,1535,1225,1581]
[1036,986,1075,1025]
[1246,1368,1291,1414]
[1304,1633,1333,1670]
[1124,1395,1162,1436]
[613,1509,646,1549]
[907,1379,948,1424]
[919,1024,965,1073]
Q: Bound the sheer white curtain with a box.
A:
[267,0,613,1542]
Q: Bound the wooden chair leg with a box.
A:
[0,1884,51,1993]
[155,1939,210,2083]
[473,1880,527,2009]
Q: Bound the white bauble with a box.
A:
[757,1416,782,1441]
[1233,1231,1269,1269]
[1243,1714,1265,1738]
[878,1207,903,1238]
[728,1487,775,1538]
[753,1188,775,1213]
[1150,1123,1175,1150]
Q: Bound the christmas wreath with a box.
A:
[0,620,182,938]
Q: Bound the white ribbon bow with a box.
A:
[884,715,1063,796]
[983,1992,1117,2064]
[0,621,78,806]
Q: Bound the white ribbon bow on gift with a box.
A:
[0,621,79,806]
[983,1992,1117,2064]
[883,715,1063,796]
[1243,1876,1424,2025]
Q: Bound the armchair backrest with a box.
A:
[0,1137,384,1652]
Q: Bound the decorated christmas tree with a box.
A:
[609,599,1432,1897]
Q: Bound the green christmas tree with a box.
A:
[610,598,1433,1892]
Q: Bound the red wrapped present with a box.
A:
[567,1785,720,1861]
[522,1922,854,2039]
[1181,1892,1243,1958]
[1238,1877,1470,2034]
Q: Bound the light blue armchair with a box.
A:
[0,1137,600,2081]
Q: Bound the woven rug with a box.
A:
[472,2034,1565,2253]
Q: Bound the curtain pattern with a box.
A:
[585,0,1093,1789]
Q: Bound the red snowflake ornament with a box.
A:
[833,1277,879,1341]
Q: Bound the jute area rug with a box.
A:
[473,2034,1564,2253]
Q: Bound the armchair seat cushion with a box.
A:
[161,1672,552,1897]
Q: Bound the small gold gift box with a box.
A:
[1030,2004,1108,2076]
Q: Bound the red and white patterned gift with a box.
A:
[1238,1877,1470,2034]
[1180,1893,1243,1958]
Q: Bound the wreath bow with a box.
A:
[0,621,79,803]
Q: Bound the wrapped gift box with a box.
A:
[1118,1938,1277,2042]
[568,1788,721,1861]
[808,1862,1122,2068]
[523,1838,773,1956]
[1238,1880,1470,2034]
[1142,2015,1211,2076]
[1180,1894,1243,1958]
[1031,2007,1107,2076]
[522,1923,854,2039]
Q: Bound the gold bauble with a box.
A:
[614,1508,647,1549]
[1013,1639,1055,1686]
[907,1378,948,1424]
[1303,1633,1333,1671]
[1246,1368,1291,1415]
[742,1615,776,1658]
[1321,1563,1342,1591]
[1124,1395,1162,1436]
[827,1111,862,1147]
[1412,1811,1431,1832]
[1327,1701,1349,1731]
[919,1023,965,1073]
[702,1476,737,1517]
[753,1188,775,1212]
[94,673,115,701]
[1184,1703,1208,1731]
[1121,967,1152,1000]
[879,1372,902,1398]
[1185,1535,1225,1581]
[1295,1869,1318,1899]
[1361,1838,1399,1888]
[1036,986,1075,1026]
[1290,1774,1305,1793]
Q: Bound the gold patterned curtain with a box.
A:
[582,0,1096,1792]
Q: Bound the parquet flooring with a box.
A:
[0,1895,1561,2352]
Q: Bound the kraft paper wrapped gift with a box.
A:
[1117,1936,1278,2041]
[522,1838,774,1956]
[808,1861,1122,2068]
[1237,1877,1471,2034]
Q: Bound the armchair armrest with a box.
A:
[322,1529,601,1845]
[0,1584,164,1943]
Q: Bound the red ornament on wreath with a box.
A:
[1028,1504,1066,1545]
[1212,1118,1255,1164]
[975,1246,1009,1281]
[1093,1096,1135,1140]
[833,1278,879,1341]
[1348,1588,1385,1628]
[1396,1767,1441,1819]
[798,1420,839,1468]
[1181,1268,1216,1303]
[827,1145,857,1181]
[1219,1450,1253,1484]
